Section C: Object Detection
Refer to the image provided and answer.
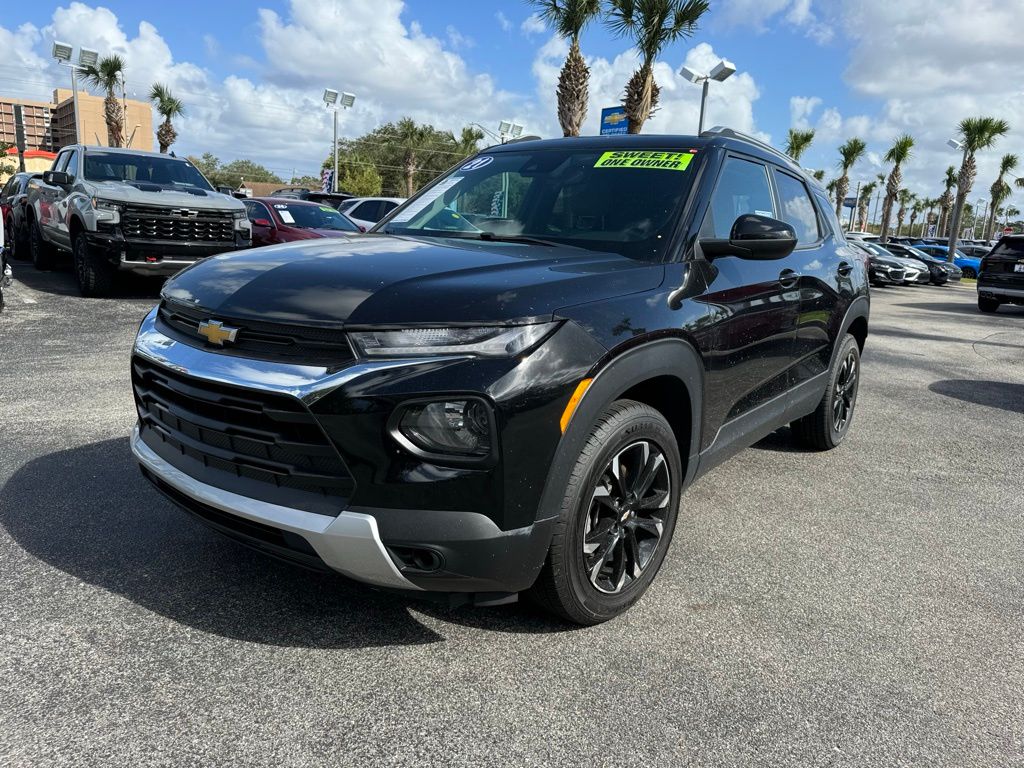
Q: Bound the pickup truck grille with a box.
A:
[121,205,235,242]
[132,356,353,512]
[156,301,355,368]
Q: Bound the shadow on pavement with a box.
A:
[750,426,809,454]
[895,300,1024,318]
[929,379,1024,415]
[12,260,164,300]
[0,437,447,648]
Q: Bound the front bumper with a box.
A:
[86,229,250,276]
[129,307,584,594]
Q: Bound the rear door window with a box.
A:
[772,169,820,245]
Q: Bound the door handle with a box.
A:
[778,268,799,288]
[837,261,853,276]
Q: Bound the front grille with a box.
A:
[157,301,355,368]
[132,356,353,512]
[121,205,235,242]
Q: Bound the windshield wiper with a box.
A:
[475,232,583,249]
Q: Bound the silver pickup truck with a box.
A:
[26,145,251,296]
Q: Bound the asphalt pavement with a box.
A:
[1,265,1022,767]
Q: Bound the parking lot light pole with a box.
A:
[973,198,987,240]
[945,138,969,261]
[323,89,355,193]
[679,59,736,134]
[53,42,99,145]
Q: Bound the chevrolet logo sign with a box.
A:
[197,320,239,346]
[179,209,199,218]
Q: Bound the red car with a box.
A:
[242,197,361,246]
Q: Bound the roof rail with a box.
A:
[700,125,801,170]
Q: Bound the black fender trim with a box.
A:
[832,295,870,367]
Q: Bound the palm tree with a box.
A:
[81,54,126,147]
[452,125,484,160]
[825,178,838,206]
[984,154,1018,240]
[812,169,826,182]
[607,0,709,134]
[784,129,815,163]
[937,166,957,237]
[833,138,867,218]
[895,189,914,236]
[876,134,913,243]
[946,116,1010,260]
[856,181,876,231]
[921,197,937,237]
[149,83,185,154]
[1006,205,1021,231]
[908,197,924,237]
[393,117,445,197]
[530,0,602,137]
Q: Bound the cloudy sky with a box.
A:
[2,0,1023,205]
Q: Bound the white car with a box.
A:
[337,197,405,231]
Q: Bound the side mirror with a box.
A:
[43,170,72,188]
[217,186,234,195]
[252,218,272,228]
[701,214,797,260]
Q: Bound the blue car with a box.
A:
[913,243,982,278]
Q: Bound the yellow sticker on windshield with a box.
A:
[594,150,695,171]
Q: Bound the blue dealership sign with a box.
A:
[600,106,629,135]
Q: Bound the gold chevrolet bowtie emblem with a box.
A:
[197,320,239,346]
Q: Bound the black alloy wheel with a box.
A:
[831,349,858,434]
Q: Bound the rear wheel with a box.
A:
[978,296,1000,313]
[30,220,56,270]
[961,266,977,279]
[73,234,116,297]
[530,400,682,625]
[791,333,860,451]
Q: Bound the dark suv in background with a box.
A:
[978,235,1024,312]
[131,128,869,624]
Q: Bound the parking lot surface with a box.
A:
[1,267,1022,767]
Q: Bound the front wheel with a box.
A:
[791,333,861,451]
[978,296,1000,313]
[73,234,116,297]
[530,400,682,625]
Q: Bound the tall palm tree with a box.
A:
[856,181,876,231]
[149,83,184,154]
[530,0,602,137]
[1005,205,1021,230]
[81,54,127,147]
[606,0,709,134]
[877,134,914,243]
[825,178,838,206]
[937,165,957,237]
[946,116,1010,260]
[784,129,815,163]
[452,125,484,160]
[834,137,867,218]
[895,189,914,236]
[922,197,937,237]
[985,154,1018,240]
[812,169,826,182]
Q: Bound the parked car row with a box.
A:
[847,232,984,277]
[0,145,407,297]
[846,236,962,288]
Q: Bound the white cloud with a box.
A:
[717,0,832,44]
[445,25,473,49]
[790,96,822,129]
[495,11,512,32]
[521,13,546,37]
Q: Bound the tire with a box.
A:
[961,267,977,279]
[72,233,116,297]
[978,296,1000,313]
[5,217,23,261]
[529,400,682,625]
[29,220,57,271]
[791,333,861,451]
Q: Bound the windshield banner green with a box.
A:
[594,150,695,171]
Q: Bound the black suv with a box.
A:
[131,129,869,624]
[977,234,1024,312]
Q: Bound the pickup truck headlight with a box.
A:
[92,197,122,223]
[231,209,251,232]
[349,322,559,358]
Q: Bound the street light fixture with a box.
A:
[324,88,356,194]
[498,120,524,142]
[679,58,736,134]
[52,42,101,145]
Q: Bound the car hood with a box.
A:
[90,181,244,210]
[161,234,664,327]
[889,255,926,271]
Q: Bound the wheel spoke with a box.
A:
[633,451,666,497]
[584,518,615,549]
[632,516,664,537]
[639,488,669,510]
[624,529,643,579]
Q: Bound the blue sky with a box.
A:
[2,1,1022,206]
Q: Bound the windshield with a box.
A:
[273,203,358,231]
[84,152,214,191]
[382,147,700,261]
[990,238,1024,257]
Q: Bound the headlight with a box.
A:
[349,322,559,358]
[92,197,122,223]
[231,209,250,231]
[392,399,494,460]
